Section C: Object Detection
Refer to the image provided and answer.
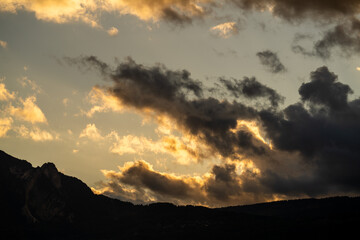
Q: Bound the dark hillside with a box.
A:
[1,150,359,239]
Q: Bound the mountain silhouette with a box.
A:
[1,150,359,239]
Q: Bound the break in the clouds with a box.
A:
[256,50,286,74]
[68,56,360,206]
[293,18,360,59]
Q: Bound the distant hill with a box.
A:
[1,150,359,239]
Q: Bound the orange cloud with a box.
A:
[94,159,268,206]
[79,123,104,141]
[0,117,13,137]
[85,87,125,117]
[8,96,47,124]
[16,125,55,141]
[0,0,99,27]
[210,22,239,38]
[0,82,15,101]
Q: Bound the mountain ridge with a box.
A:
[1,150,359,239]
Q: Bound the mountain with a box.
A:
[1,150,359,239]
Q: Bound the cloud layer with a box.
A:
[66,56,360,206]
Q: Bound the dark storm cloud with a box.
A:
[65,56,265,159]
[161,7,193,26]
[229,0,360,21]
[69,56,360,204]
[259,66,360,193]
[256,50,286,74]
[220,77,284,107]
[292,18,360,59]
[299,66,353,110]
[99,160,266,206]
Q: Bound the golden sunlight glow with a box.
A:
[0,117,13,137]
[0,83,15,101]
[210,22,238,38]
[104,0,208,22]
[85,87,125,117]
[79,123,104,141]
[8,96,47,124]
[231,120,272,149]
[0,0,99,27]
[16,125,55,141]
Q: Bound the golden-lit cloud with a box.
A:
[85,87,124,117]
[94,159,267,206]
[107,27,119,36]
[231,120,272,148]
[210,22,239,38]
[0,0,100,27]
[103,0,209,22]
[8,96,47,124]
[0,40,7,48]
[18,76,42,94]
[0,0,210,27]
[0,82,15,101]
[16,125,55,141]
[0,117,13,137]
[79,123,104,141]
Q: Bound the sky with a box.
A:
[1,0,360,207]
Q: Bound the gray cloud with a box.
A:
[229,0,360,22]
[256,50,286,74]
[292,18,360,59]
[220,77,284,108]
[68,57,360,205]
[65,56,265,160]
[260,66,360,194]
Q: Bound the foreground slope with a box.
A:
[1,150,359,239]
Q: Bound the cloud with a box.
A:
[15,125,55,141]
[259,66,360,194]
[0,82,16,101]
[79,123,104,141]
[0,0,210,27]
[18,77,42,94]
[109,130,212,165]
[65,56,266,161]
[256,50,286,73]
[0,40,7,48]
[293,18,360,59]
[103,0,209,25]
[8,96,47,124]
[0,117,13,137]
[220,77,284,108]
[0,0,100,27]
[229,0,360,22]
[95,159,265,206]
[107,27,119,36]
[83,86,124,117]
[70,56,360,204]
[62,98,69,107]
[210,22,239,38]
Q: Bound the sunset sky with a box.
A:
[1,0,360,207]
